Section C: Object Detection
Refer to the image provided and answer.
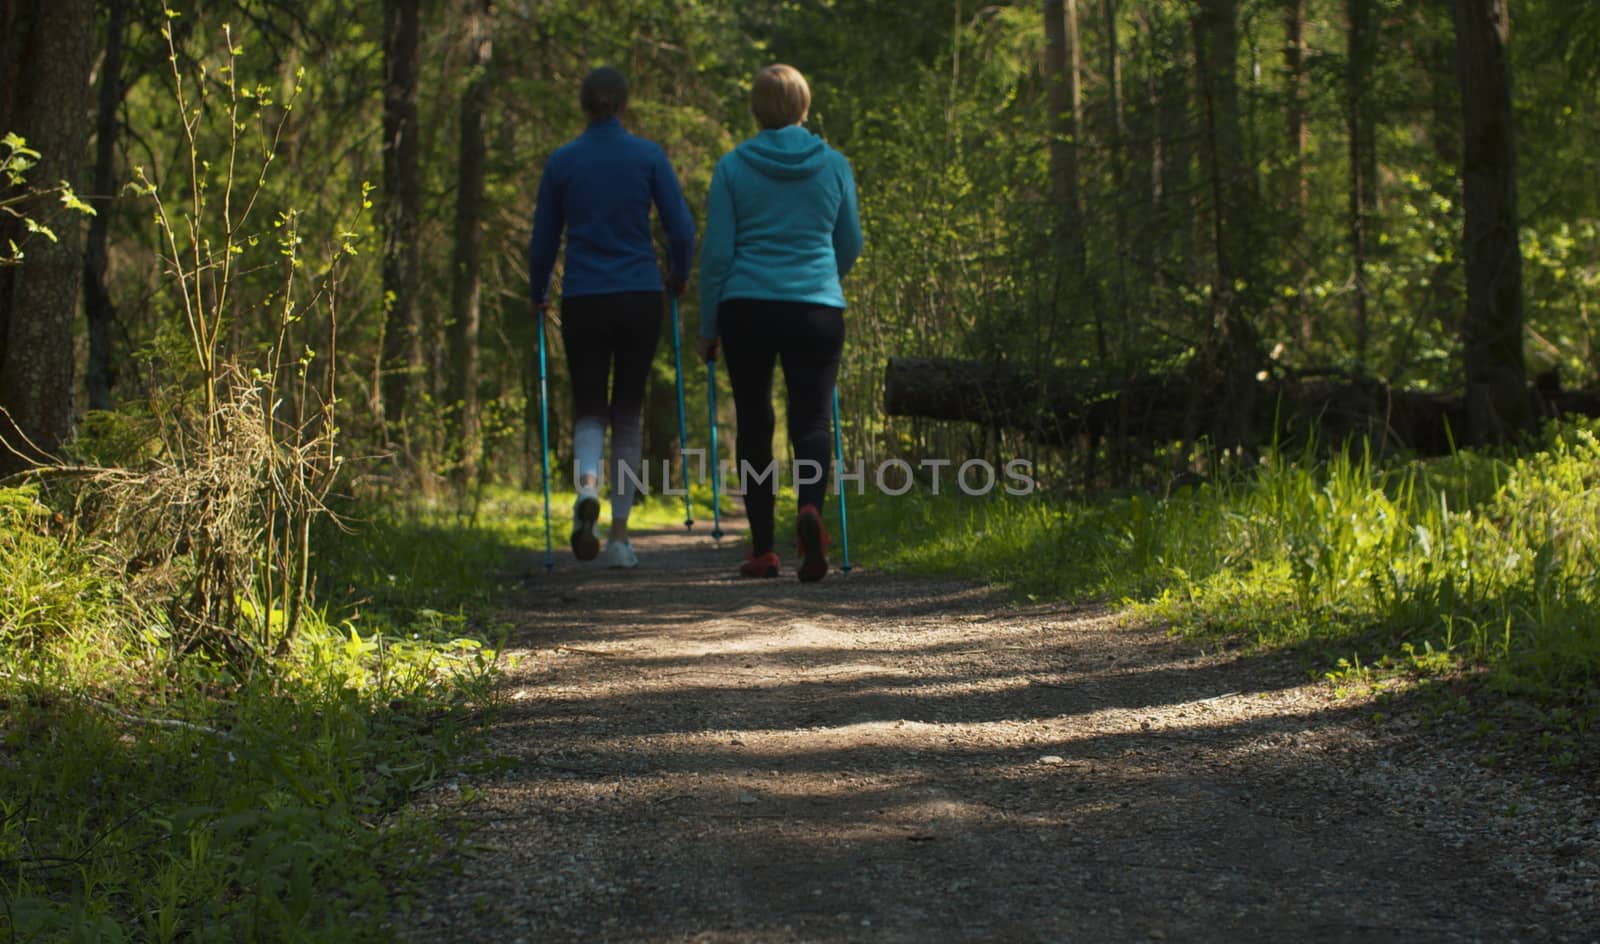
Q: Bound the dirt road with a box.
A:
[400,523,1597,943]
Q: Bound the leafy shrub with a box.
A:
[843,421,1600,699]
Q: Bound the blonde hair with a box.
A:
[751,64,811,130]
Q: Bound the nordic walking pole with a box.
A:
[669,295,694,530]
[536,305,554,573]
[707,359,724,540]
[832,385,852,576]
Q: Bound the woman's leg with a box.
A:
[603,292,664,542]
[560,296,613,493]
[719,299,780,556]
[560,296,614,560]
[778,306,846,515]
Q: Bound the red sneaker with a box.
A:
[796,504,830,583]
[739,550,781,578]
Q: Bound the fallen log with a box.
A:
[879,357,1042,425]
[882,356,1600,455]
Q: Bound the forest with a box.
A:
[2,0,1599,939]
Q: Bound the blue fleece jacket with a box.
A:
[527,117,696,304]
[698,125,863,339]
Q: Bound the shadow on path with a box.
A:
[400,521,1590,943]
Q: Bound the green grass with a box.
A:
[0,485,511,942]
[314,483,733,610]
[14,421,1595,941]
[840,423,1600,711]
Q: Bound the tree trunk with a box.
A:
[1284,0,1307,210]
[882,356,1600,460]
[1136,10,1162,216]
[0,0,93,475]
[1102,0,1134,477]
[448,0,491,483]
[1347,0,1377,368]
[1416,15,1463,381]
[1140,6,1193,280]
[381,0,423,443]
[82,0,126,413]
[1284,0,1310,349]
[1042,0,1086,314]
[1103,0,1129,337]
[1191,0,1262,447]
[1452,0,1530,442]
[1136,9,1178,280]
[1193,0,1245,313]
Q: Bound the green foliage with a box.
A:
[0,481,503,941]
[60,13,377,678]
[313,490,545,624]
[2,16,501,938]
[0,132,96,265]
[80,0,1600,490]
[0,487,126,674]
[844,421,1600,707]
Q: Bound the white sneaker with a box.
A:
[605,539,638,570]
[570,489,601,561]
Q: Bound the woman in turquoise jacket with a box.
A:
[697,64,863,582]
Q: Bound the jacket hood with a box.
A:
[735,126,829,179]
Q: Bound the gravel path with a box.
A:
[399,522,1599,943]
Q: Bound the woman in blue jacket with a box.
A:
[529,67,696,569]
[697,64,863,582]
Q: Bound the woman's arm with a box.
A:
[526,161,565,305]
[832,153,863,279]
[698,159,737,339]
[651,146,696,290]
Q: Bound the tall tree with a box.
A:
[0,0,93,474]
[83,0,127,412]
[1283,0,1308,211]
[448,0,491,482]
[1043,0,1086,317]
[1103,0,1130,346]
[1283,0,1310,348]
[1419,11,1463,380]
[1347,0,1379,367]
[1191,0,1263,446]
[1136,7,1190,279]
[381,0,423,443]
[1452,0,1530,440]
[1192,0,1245,309]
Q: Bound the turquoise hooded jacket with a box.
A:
[698,125,863,339]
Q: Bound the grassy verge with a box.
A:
[836,423,1600,755]
[0,485,520,941]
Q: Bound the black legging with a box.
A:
[560,291,662,421]
[560,291,662,509]
[718,299,845,556]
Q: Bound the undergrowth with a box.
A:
[0,441,732,941]
[840,422,1600,735]
[1,17,511,940]
[0,481,505,942]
